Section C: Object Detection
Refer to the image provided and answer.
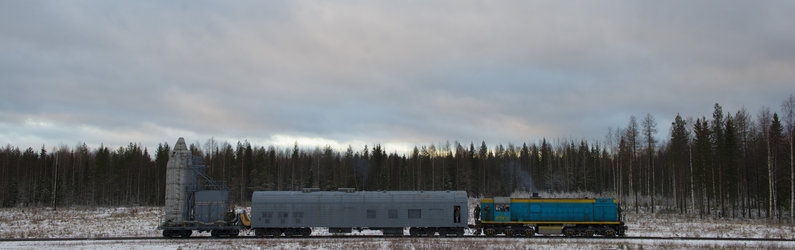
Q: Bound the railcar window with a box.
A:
[408,209,421,219]
[263,212,272,224]
[279,212,288,224]
[389,209,398,219]
[367,209,376,219]
[294,212,304,224]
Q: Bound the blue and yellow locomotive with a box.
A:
[476,195,626,237]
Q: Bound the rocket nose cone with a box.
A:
[174,137,188,151]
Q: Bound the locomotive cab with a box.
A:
[493,197,511,222]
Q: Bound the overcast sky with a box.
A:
[1,1,794,153]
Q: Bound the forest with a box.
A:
[0,95,793,220]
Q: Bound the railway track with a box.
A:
[3,235,795,242]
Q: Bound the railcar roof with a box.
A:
[252,190,468,203]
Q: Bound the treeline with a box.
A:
[0,143,162,207]
[0,96,793,221]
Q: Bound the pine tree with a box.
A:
[724,114,739,217]
[693,118,712,216]
[670,114,689,213]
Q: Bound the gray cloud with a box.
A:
[1,1,794,152]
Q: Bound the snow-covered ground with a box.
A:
[0,206,161,238]
[3,236,795,249]
[2,203,795,249]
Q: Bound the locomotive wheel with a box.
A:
[524,229,535,237]
[484,228,496,237]
[162,230,175,238]
[409,228,419,236]
[564,229,575,238]
[605,229,616,238]
[584,230,595,238]
[181,230,192,237]
[504,228,514,237]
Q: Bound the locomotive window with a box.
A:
[389,209,398,219]
[408,209,421,219]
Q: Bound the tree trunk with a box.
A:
[790,135,793,224]
[690,146,696,215]
[769,142,775,218]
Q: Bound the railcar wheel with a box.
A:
[211,230,220,238]
[255,229,265,237]
[455,228,465,237]
[266,228,282,237]
[301,228,312,237]
[181,230,192,237]
[409,228,419,236]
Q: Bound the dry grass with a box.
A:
[0,206,161,239]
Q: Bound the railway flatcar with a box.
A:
[477,196,626,237]
[250,189,469,237]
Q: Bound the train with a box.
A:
[157,138,626,238]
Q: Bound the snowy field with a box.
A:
[3,236,795,249]
[2,202,795,249]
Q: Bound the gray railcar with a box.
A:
[250,190,468,236]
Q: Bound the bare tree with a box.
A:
[687,116,697,215]
[759,107,775,218]
[642,113,658,213]
[781,94,795,223]
[626,116,640,213]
